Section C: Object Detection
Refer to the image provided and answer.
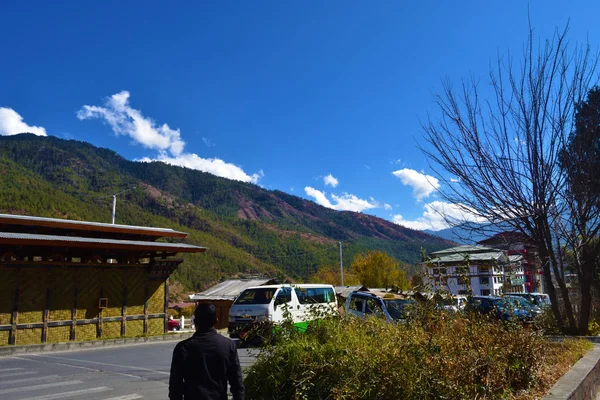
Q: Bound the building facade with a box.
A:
[424,245,526,296]
[0,213,206,345]
[478,232,544,293]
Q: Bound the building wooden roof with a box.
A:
[0,232,206,253]
[0,213,188,240]
[189,279,278,301]
[0,214,206,267]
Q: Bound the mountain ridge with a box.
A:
[0,133,454,290]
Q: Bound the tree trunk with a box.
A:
[541,220,578,333]
[578,246,598,335]
[579,272,592,335]
[538,244,564,330]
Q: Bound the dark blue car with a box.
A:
[468,296,535,323]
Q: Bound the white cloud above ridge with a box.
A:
[0,108,47,136]
[139,153,264,184]
[392,201,486,231]
[392,168,439,200]
[304,187,378,212]
[79,91,264,184]
[77,91,185,155]
[323,173,339,187]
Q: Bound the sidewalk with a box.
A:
[0,329,237,357]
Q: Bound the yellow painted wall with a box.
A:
[0,268,17,325]
[0,266,167,345]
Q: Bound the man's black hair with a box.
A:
[194,303,217,329]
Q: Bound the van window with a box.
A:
[384,299,412,320]
[234,288,276,305]
[350,298,365,312]
[294,287,335,304]
[276,287,292,304]
[365,298,384,317]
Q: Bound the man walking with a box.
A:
[169,303,244,400]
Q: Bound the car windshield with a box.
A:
[505,296,532,308]
[491,298,508,308]
[533,294,550,305]
[437,297,462,307]
[383,299,412,320]
[234,288,276,305]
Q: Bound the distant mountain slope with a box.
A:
[424,222,514,245]
[0,134,453,290]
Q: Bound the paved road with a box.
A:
[0,340,258,400]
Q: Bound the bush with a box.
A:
[244,306,590,399]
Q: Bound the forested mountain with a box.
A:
[0,134,452,291]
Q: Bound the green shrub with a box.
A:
[244,307,589,400]
[178,305,196,319]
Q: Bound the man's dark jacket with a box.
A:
[169,328,244,400]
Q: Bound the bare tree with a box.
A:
[420,25,598,334]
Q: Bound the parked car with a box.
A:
[345,291,413,322]
[435,294,467,312]
[228,284,338,339]
[504,292,550,308]
[503,295,542,318]
[168,316,181,331]
[467,295,535,323]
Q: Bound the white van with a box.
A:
[228,284,337,338]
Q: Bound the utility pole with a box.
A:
[112,195,117,224]
[339,241,344,286]
[111,186,136,224]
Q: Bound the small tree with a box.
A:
[309,264,359,286]
[351,251,411,290]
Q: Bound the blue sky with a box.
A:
[1,1,598,230]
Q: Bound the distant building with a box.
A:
[423,245,525,296]
[0,213,206,345]
[478,232,543,293]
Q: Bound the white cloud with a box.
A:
[77,91,185,156]
[384,203,392,211]
[323,173,339,187]
[392,168,440,200]
[392,201,486,231]
[79,91,263,184]
[141,153,264,184]
[304,187,378,212]
[450,177,461,183]
[202,137,215,147]
[0,108,47,136]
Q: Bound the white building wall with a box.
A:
[425,263,525,296]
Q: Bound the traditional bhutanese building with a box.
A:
[0,213,206,345]
[424,245,526,296]
[478,231,544,294]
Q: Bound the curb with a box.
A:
[544,343,600,400]
[0,332,195,357]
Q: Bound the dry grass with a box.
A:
[514,339,592,400]
[245,309,593,400]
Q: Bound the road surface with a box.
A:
[0,340,258,400]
